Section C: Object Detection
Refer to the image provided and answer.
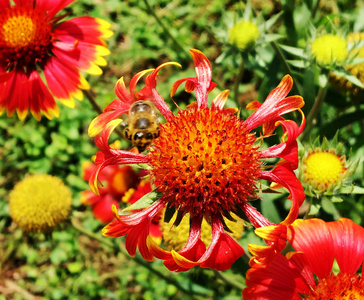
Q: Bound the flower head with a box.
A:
[228,20,259,51]
[89,49,305,272]
[0,0,112,120]
[243,218,364,300]
[9,174,72,233]
[299,135,355,196]
[311,34,347,66]
[81,161,140,223]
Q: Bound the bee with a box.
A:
[124,100,161,152]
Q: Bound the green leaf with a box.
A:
[263,34,284,43]
[286,59,307,68]
[279,44,308,59]
[122,189,162,212]
[263,11,283,31]
[339,185,364,194]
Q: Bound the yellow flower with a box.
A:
[228,20,259,51]
[9,174,72,233]
[302,149,347,193]
[311,34,347,66]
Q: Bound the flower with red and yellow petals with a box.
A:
[243,218,364,300]
[0,0,112,120]
[89,49,305,272]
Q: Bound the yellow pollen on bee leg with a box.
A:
[3,15,36,48]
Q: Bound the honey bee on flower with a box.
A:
[123,100,161,152]
[88,49,306,272]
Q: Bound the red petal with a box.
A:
[260,164,305,225]
[211,90,229,110]
[189,49,213,108]
[288,219,334,279]
[244,75,304,131]
[260,119,301,169]
[198,218,244,271]
[327,218,364,274]
[243,253,311,300]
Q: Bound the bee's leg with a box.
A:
[154,127,161,138]
[124,128,132,140]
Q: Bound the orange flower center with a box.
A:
[149,106,261,218]
[307,272,364,300]
[0,5,53,70]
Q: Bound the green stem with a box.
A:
[71,218,206,298]
[270,41,303,96]
[141,0,189,59]
[233,55,245,105]
[302,81,328,140]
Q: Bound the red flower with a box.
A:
[0,0,112,120]
[89,49,305,272]
[243,218,364,300]
[81,162,140,223]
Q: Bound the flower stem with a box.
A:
[301,80,328,140]
[71,218,208,298]
[141,0,189,59]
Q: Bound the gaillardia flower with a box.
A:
[9,174,72,233]
[88,49,305,272]
[228,20,259,51]
[0,0,112,120]
[299,135,355,196]
[311,34,347,66]
[243,218,364,300]
[81,161,140,223]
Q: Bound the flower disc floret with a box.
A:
[9,174,72,233]
[150,106,261,217]
[311,34,347,66]
[0,5,52,69]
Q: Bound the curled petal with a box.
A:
[129,69,155,96]
[170,77,194,97]
[260,119,302,169]
[248,224,287,263]
[138,63,180,121]
[260,164,305,225]
[211,90,230,110]
[244,75,304,131]
[189,49,213,108]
